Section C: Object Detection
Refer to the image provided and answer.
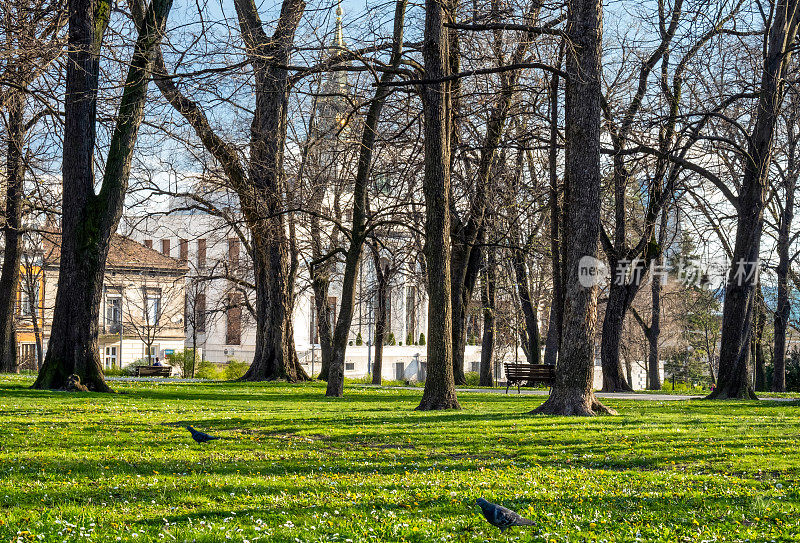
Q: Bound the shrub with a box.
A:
[385,332,396,346]
[195,359,223,380]
[355,333,363,346]
[168,349,200,378]
[464,371,480,386]
[224,359,250,380]
[418,333,426,346]
[406,332,414,346]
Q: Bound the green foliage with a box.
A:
[468,332,479,346]
[167,349,200,378]
[195,359,223,380]
[418,332,426,345]
[223,359,250,380]
[2,376,800,542]
[464,371,481,386]
[384,332,396,346]
[355,332,363,346]
[406,332,414,346]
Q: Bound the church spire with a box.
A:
[334,0,344,49]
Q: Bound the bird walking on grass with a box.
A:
[476,498,534,533]
[186,425,219,443]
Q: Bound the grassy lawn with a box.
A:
[1,376,799,542]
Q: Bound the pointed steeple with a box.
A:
[334,0,344,49]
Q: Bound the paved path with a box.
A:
[357,385,699,401]
[106,376,208,383]
[358,385,799,402]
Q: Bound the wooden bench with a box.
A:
[135,365,172,377]
[503,363,556,393]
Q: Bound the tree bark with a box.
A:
[753,288,767,391]
[647,209,669,390]
[710,0,799,400]
[33,0,172,392]
[369,251,390,386]
[416,0,460,410]
[479,247,496,387]
[0,92,24,373]
[531,0,614,416]
[600,274,636,392]
[512,247,541,365]
[543,55,563,367]
[772,107,797,392]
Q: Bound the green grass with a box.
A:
[1,376,799,542]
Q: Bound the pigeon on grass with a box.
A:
[476,498,534,533]
[186,425,219,443]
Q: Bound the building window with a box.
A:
[226,292,242,345]
[161,239,171,257]
[197,239,207,269]
[19,281,39,316]
[345,362,355,371]
[105,346,118,369]
[179,238,188,265]
[146,344,160,362]
[106,295,122,333]
[145,291,161,325]
[195,293,206,333]
[144,239,153,249]
[394,362,404,381]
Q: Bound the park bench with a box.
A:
[503,363,556,394]
[135,365,172,378]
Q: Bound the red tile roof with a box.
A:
[41,232,187,274]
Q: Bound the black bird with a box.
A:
[476,498,534,533]
[186,425,219,443]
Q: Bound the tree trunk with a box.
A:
[370,256,389,386]
[324,0,407,394]
[0,92,24,373]
[450,246,480,385]
[241,235,307,381]
[416,0,460,410]
[33,0,172,392]
[312,273,334,380]
[753,290,767,391]
[512,248,541,365]
[711,0,799,400]
[531,0,614,416]
[479,247,496,387]
[772,125,797,392]
[647,210,668,390]
[600,278,635,392]
[543,53,563,367]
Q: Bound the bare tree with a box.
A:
[531,0,615,416]
[32,0,173,391]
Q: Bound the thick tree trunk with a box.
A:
[33,0,172,392]
[0,92,24,373]
[711,0,799,400]
[647,211,668,390]
[416,0,460,410]
[600,279,635,392]
[241,235,307,381]
[479,247,496,387]
[531,0,614,416]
